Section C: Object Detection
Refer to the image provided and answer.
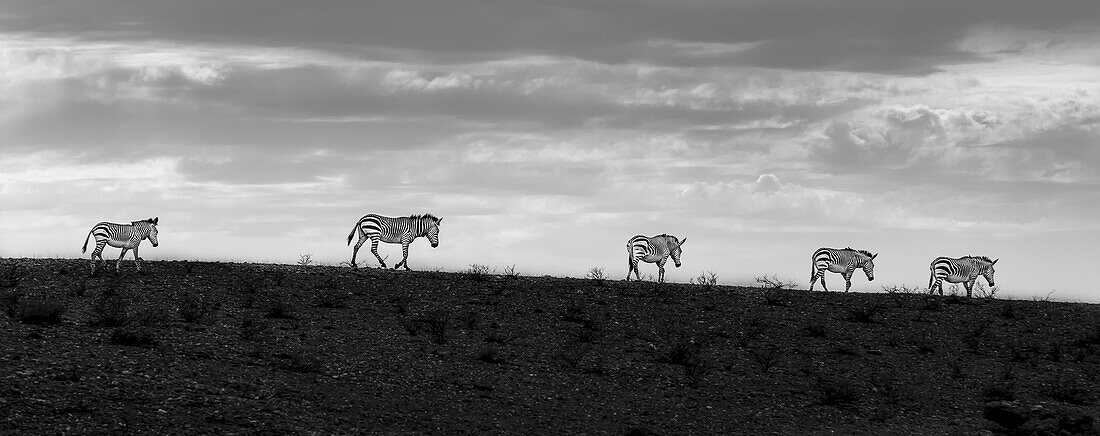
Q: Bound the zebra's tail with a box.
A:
[928,267,934,289]
[347,220,360,246]
[82,229,93,253]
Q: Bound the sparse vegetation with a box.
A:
[845,302,883,323]
[690,271,719,290]
[502,264,520,280]
[748,345,785,373]
[465,264,494,281]
[297,253,313,266]
[177,292,216,324]
[2,258,1097,435]
[15,297,67,325]
[585,267,607,286]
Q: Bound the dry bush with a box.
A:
[585,267,607,286]
[690,271,719,290]
[297,254,313,267]
[178,292,217,324]
[16,297,67,325]
[90,296,131,327]
[749,345,786,373]
[465,264,494,281]
[502,264,520,280]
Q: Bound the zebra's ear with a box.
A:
[992,258,998,265]
[437,217,443,225]
[152,217,159,225]
[872,253,878,260]
[679,237,687,245]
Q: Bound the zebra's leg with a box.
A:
[819,273,828,292]
[964,280,973,298]
[931,278,944,295]
[350,238,367,269]
[657,258,667,283]
[133,245,142,272]
[844,271,853,292]
[370,239,386,269]
[115,248,130,274]
[809,270,819,292]
[91,241,107,275]
[395,242,411,270]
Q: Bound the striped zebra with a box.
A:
[81,217,159,275]
[928,256,997,297]
[809,247,877,292]
[626,234,686,282]
[346,213,442,270]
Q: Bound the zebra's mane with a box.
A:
[408,213,440,222]
[965,255,993,264]
[130,218,155,225]
[844,247,873,258]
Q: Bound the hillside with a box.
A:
[1,258,1098,435]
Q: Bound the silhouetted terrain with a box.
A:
[2,258,1098,435]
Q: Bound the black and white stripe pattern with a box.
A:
[809,247,877,292]
[928,255,997,297]
[626,234,686,282]
[82,217,159,274]
[347,213,442,270]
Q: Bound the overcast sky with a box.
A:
[2,1,1098,300]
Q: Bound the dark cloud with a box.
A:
[8,0,1100,73]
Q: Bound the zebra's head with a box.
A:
[426,216,441,248]
[146,217,159,247]
[861,252,878,281]
[982,258,998,287]
[670,236,686,268]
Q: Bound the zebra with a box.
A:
[346,213,442,270]
[809,247,877,292]
[626,234,686,283]
[928,256,997,297]
[82,217,159,275]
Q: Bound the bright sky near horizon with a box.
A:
[1,1,1098,301]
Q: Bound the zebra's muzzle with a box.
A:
[431,242,438,248]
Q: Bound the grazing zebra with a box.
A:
[928,256,997,297]
[809,247,877,292]
[82,217,159,274]
[626,234,686,283]
[347,213,442,270]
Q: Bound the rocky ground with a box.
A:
[1,258,1098,435]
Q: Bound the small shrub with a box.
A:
[882,284,918,295]
[816,377,861,406]
[297,253,313,267]
[919,296,943,312]
[657,337,703,366]
[17,298,67,325]
[282,351,323,373]
[424,309,450,344]
[502,264,520,280]
[690,271,719,290]
[845,303,883,323]
[558,342,590,369]
[476,345,504,364]
[561,299,587,323]
[749,346,786,373]
[90,296,130,327]
[735,320,768,348]
[684,359,711,387]
[585,267,607,286]
[755,275,797,290]
[315,289,349,308]
[178,292,216,324]
[263,292,296,319]
[763,288,793,307]
[133,304,170,327]
[465,264,494,281]
[110,328,157,348]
